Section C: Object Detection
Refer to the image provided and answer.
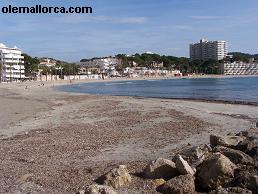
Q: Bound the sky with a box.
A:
[0,0,258,62]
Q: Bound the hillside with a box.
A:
[228,52,258,61]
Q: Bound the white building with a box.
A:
[0,43,25,82]
[190,38,228,61]
[224,62,258,75]
[80,57,119,72]
[39,58,56,67]
[124,67,181,77]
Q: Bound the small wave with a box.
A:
[105,82,132,86]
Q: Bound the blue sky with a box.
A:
[0,0,258,61]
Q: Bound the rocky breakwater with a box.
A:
[76,127,258,194]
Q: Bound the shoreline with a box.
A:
[56,88,258,107]
[54,74,258,106]
[0,77,257,138]
[1,73,258,87]
[131,96,258,106]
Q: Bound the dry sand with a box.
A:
[0,79,258,193]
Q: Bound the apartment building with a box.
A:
[0,43,25,82]
[190,38,228,61]
[80,57,119,73]
[224,62,258,75]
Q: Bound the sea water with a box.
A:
[57,77,258,103]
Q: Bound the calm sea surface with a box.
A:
[57,77,258,103]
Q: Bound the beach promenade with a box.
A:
[0,78,258,193]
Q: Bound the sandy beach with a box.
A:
[0,78,258,193]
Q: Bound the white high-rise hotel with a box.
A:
[190,38,228,61]
[0,43,25,82]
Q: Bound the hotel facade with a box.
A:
[80,57,119,74]
[190,39,228,61]
[0,43,25,82]
[224,61,258,75]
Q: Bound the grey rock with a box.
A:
[144,158,179,180]
[210,135,245,148]
[214,146,254,165]
[237,127,258,139]
[174,155,195,175]
[178,145,211,168]
[96,165,131,189]
[160,174,195,194]
[232,173,258,194]
[197,153,237,190]
[236,138,258,156]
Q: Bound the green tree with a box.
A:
[116,53,228,75]
[22,53,39,77]
[116,54,130,68]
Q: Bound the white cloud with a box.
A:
[167,47,182,51]
[160,25,193,31]
[190,16,225,20]
[55,15,147,24]
[111,17,147,24]
[173,25,193,30]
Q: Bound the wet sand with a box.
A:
[0,80,258,193]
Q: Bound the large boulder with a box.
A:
[78,184,117,194]
[174,155,195,175]
[96,165,132,189]
[209,186,252,194]
[144,158,179,180]
[159,174,195,194]
[237,127,258,139]
[236,138,258,156]
[179,146,205,162]
[214,146,254,165]
[178,145,212,168]
[210,135,245,148]
[233,173,258,194]
[197,153,237,190]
